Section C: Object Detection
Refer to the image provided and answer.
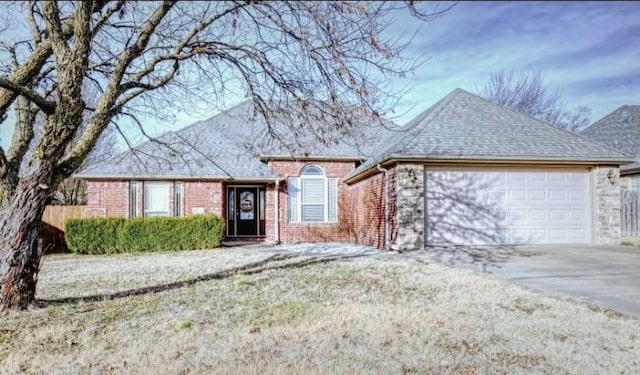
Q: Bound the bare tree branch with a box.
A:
[476,69,591,132]
[0,0,450,310]
[57,1,177,176]
[0,77,55,114]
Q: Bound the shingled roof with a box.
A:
[76,100,395,179]
[345,88,631,181]
[76,119,280,180]
[580,105,640,174]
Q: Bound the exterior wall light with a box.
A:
[607,169,616,185]
[408,168,417,183]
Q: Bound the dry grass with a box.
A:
[1,246,639,374]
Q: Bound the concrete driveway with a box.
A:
[428,245,640,317]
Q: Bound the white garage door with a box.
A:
[425,168,591,245]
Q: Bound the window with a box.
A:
[129,181,140,218]
[288,165,338,222]
[144,182,170,217]
[174,182,183,217]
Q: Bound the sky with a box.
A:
[388,1,640,123]
[1,1,639,150]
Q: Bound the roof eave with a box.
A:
[259,155,365,162]
[343,155,636,184]
[621,165,640,176]
[74,174,283,181]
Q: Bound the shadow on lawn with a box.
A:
[420,245,541,273]
[34,252,368,308]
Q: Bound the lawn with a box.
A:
[1,245,639,374]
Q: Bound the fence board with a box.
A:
[42,205,87,231]
[621,190,640,237]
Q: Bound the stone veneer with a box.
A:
[392,163,425,250]
[592,166,621,245]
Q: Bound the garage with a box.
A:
[425,168,591,245]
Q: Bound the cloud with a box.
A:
[386,1,640,125]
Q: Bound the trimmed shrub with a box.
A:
[65,217,125,254]
[65,215,225,255]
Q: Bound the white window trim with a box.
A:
[144,181,171,217]
[129,181,140,218]
[174,181,183,217]
[289,166,338,224]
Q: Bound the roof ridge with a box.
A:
[170,99,251,136]
[458,89,629,158]
[580,105,640,158]
[374,88,464,156]
[80,129,178,174]
[343,89,464,180]
[80,100,252,174]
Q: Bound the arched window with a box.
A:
[288,165,338,222]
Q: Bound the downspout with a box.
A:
[376,164,391,250]
[274,179,280,244]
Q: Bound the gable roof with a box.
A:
[76,121,280,180]
[345,88,631,182]
[580,105,640,173]
[180,100,397,159]
[76,100,396,180]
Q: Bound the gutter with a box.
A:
[376,164,391,250]
[344,155,636,184]
[73,174,280,182]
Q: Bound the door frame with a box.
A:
[226,184,266,238]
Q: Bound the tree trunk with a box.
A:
[0,224,42,310]
[0,171,51,310]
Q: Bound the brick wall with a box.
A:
[85,180,128,217]
[265,181,278,241]
[350,172,386,248]
[183,180,224,217]
[268,160,356,243]
[85,180,224,219]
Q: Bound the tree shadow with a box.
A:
[39,222,70,254]
[34,252,367,308]
[420,170,539,272]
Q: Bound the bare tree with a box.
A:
[476,70,591,132]
[53,125,117,205]
[0,1,450,310]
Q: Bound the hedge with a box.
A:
[65,215,225,255]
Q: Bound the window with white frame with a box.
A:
[129,181,140,218]
[174,181,183,217]
[288,165,338,223]
[144,182,170,217]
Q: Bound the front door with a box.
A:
[227,186,265,237]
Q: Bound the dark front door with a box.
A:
[227,186,265,237]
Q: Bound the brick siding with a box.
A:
[267,160,356,244]
[85,180,128,217]
[350,172,386,248]
[183,181,224,217]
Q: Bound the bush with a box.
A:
[65,217,125,254]
[65,215,225,255]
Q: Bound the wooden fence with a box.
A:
[42,205,87,231]
[41,205,87,253]
[621,190,640,237]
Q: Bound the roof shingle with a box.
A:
[580,105,640,173]
[346,89,631,181]
[77,100,396,179]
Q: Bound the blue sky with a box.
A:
[388,1,640,123]
[1,1,639,150]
